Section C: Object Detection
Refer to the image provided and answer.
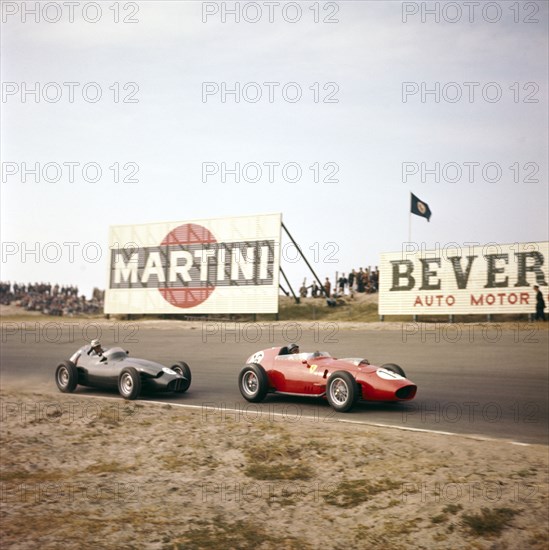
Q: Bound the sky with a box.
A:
[1,0,548,297]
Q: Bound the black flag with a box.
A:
[411,193,432,222]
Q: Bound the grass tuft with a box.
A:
[169,517,311,550]
[461,507,518,536]
[244,438,311,481]
[323,478,400,508]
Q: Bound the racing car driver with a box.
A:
[69,339,104,365]
[88,339,105,356]
[288,343,300,354]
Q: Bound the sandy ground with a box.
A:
[1,387,547,550]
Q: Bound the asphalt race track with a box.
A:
[1,322,548,445]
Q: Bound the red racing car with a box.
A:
[238,346,417,412]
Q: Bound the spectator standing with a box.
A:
[533,285,546,321]
[348,270,355,292]
[338,273,347,294]
[324,277,331,297]
[371,267,379,292]
[357,268,365,292]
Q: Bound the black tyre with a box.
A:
[55,361,78,393]
[171,361,192,393]
[381,363,406,377]
[238,363,269,403]
[118,367,141,400]
[327,371,359,412]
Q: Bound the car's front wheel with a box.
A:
[381,363,406,377]
[238,363,268,403]
[55,361,78,393]
[118,367,141,400]
[171,361,191,393]
[327,371,359,412]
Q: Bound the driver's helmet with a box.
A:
[288,343,299,354]
[90,339,102,351]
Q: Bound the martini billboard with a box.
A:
[105,213,281,314]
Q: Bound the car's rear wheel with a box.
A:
[327,371,359,412]
[118,367,141,400]
[55,361,78,393]
[171,361,192,393]
[238,363,268,403]
[381,363,406,377]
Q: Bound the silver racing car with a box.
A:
[55,341,191,400]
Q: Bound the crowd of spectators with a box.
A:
[299,267,379,302]
[339,267,379,295]
[0,282,104,316]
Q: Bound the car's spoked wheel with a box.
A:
[118,367,141,400]
[327,371,358,412]
[238,364,268,403]
[55,361,78,393]
[330,378,349,404]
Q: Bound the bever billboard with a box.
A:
[379,242,549,315]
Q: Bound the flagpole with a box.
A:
[408,192,412,244]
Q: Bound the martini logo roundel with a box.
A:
[159,223,217,308]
